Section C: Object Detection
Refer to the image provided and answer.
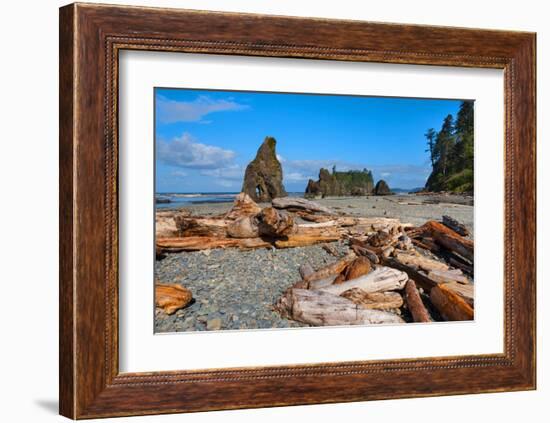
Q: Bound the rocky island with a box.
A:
[305,167,374,198]
[305,167,393,197]
[374,179,392,195]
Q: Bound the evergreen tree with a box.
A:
[453,101,474,172]
[434,114,455,178]
[424,101,474,193]
[424,128,437,167]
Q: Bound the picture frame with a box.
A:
[59,2,536,419]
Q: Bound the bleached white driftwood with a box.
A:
[277,288,404,326]
[271,197,335,214]
[309,275,338,290]
[319,266,408,296]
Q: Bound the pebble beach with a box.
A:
[155,194,473,333]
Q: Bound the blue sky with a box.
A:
[155,88,463,192]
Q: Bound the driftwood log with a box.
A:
[319,266,408,296]
[274,233,341,248]
[442,215,470,237]
[155,283,193,315]
[272,197,334,214]
[295,211,334,223]
[156,236,271,252]
[224,192,261,220]
[403,279,431,323]
[258,207,294,237]
[382,257,438,292]
[226,216,260,238]
[427,269,469,284]
[175,216,229,237]
[394,252,449,272]
[341,289,403,310]
[442,281,474,307]
[302,253,357,283]
[276,289,404,325]
[430,283,474,321]
[155,210,188,237]
[421,220,474,262]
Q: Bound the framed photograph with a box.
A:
[59,3,536,419]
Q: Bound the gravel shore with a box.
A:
[155,242,351,332]
[155,194,473,333]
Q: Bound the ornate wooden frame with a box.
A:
[59,3,536,419]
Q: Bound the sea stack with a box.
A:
[305,167,374,198]
[374,179,392,195]
[242,137,287,202]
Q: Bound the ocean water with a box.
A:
[155,192,303,209]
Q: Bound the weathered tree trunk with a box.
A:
[274,233,341,248]
[382,257,438,292]
[341,289,403,310]
[427,269,469,284]
[422,220,474,262]
[155,283,193,315]
[272,197,335,214]
[276,289,404,325]
[156,236,271,252]
[226,216,259,238]
[319,266,408,296]
[404,280,431,323]
[156,210,189,237]
[394,252,449,272]
[442,215,470,237]
[224,192,261,220]
[295,211,334,223]
[442,281,474,307]
[174,216,229,237]
[303,253,357,283]
[430,283,474,321]
[258,207,295,236]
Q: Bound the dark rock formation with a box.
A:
[242,137,287,202]
[305,167,374,198]
[374,179,392,195]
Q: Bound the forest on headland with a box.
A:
[424,101,474,193]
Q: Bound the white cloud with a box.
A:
[215,179,240,188]
[157,133,236,169]
[199,164,245,180]
[170,170,188,178]
[156,95,248,123]
[284,171,316,182]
